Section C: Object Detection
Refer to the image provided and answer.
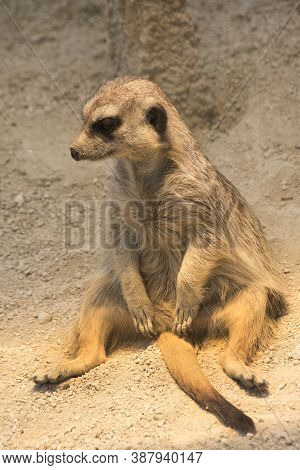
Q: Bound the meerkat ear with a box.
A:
[146,105,167,135]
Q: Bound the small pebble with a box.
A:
[14,193,24,206]
[38,312,52,324]
[290,345,300,360]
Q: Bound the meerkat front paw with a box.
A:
[173,302,196,336]
[130,305,156,337]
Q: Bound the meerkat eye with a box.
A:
[91,117,121,136]
[146,105,167,135]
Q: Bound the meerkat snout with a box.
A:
[70,147,81,161]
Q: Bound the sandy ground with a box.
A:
[0,0,299,450]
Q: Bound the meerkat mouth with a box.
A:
[70,149,115,161]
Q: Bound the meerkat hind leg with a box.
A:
[33,306,115,384]
[216,287,268,391]
[33,351,105,384]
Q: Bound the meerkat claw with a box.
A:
[176,323,183,336]
[181,318,193,335]
[132,308,156,337]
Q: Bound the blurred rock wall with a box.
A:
[107,0,220,130]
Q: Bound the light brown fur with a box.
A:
[33,76,287,434]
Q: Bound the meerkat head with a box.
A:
[70,76,174,163]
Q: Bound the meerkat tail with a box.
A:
[157,332,256,434]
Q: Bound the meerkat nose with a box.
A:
[70,147,81,161]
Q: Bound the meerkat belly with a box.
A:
[128,199,187,301]
[139,243,184,303]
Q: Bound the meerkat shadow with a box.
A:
[32,382,62,394]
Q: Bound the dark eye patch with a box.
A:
[91,117,121,137]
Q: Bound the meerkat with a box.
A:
[33,76,287,434]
